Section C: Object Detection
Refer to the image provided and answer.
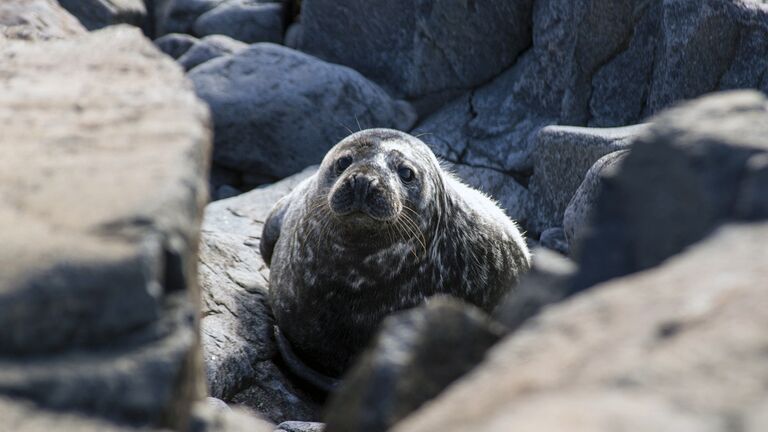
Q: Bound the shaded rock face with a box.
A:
[414,0,768,237]
[299,0,534,108]
[323,298,503,432]
[572,90,768,292]
[194,1,283,44]
[0,26,211,429]
[199,168,322,424]
[394,221,768,432]
[155,32,200,59]
[57,0,147,31]
[189,44,416,188]
[0,0,86,40]
[178,34,248,71]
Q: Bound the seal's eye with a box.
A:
[335,156,353,173]
[398,166,415,183]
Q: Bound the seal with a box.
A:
[261,128,531,383]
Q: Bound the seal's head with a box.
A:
[316,128,442,234]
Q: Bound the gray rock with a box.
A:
[157,0,226,35]
[563,150,628,248]
[189,44,416,183]
[0,396,142,432]
[57,0,146,31]
[274,421,325,432]
[493,248,577,332]
[194,1,283,44]
[572,90,768,292]
[0,0,86,40]
[0,26,210,428]
[448,163,530,223]
[200,168,321,423]
[735,153,768,220]
[214,184,243,201]
[324,297,503,432]
[284,22,302,49]
[299,0,533,106]
[525,124,646,234]
[190,399,275,432]
[179,34,248,71]
[154,32,198,59]
[394,222,768,432]
[538,227,569,255]
[414,0,768,236]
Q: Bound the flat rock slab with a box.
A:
[395,221,768,432]
[200,167,321,423]
[0,26,211,427]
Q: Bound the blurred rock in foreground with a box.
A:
[0,26,209,429]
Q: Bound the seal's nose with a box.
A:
[351,174,373,206]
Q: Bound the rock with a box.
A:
[299,0,533,109]
[0,26,210,428]
[0,396,142,432]
[0,0,86,40]
[572,90,768,292]
[415,0,768,234]
[215,184,243,200]
[324,297,503,432]
[200,167,321,423]
[563,150,628,248]
[284,22,302,49]
[194,1,283,44]
[179,34,248,71]
[189,44,416,183]
[735,153,768,219]
[57,0,147,31]
[395,221,768,432]
[158,0,226,35]
[275,421,325,432]
[447,163,530,224]
[155,32,199,59]
[538,227,569,255]
[493,248,577,332]
[525,124,646,234]
[190,399,275,432]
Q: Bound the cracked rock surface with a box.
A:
[200,167,321,424]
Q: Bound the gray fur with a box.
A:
[262,129,531,378]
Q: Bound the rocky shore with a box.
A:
[1,1,767,431]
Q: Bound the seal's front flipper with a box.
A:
[260,195,291,267]
[274,325,340,393]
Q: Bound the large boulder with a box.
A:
[200,167,321,423]
[194,1,283,44]
[298,0,533,110]
[395,221,768,432]
[572,90,768,291]
[414,0,768,237]
[57,0,147,31]
[324,297,503,432]
[0,0,86,40]
[189,44,416,188]
[0,26,210,429]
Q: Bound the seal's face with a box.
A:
[317,129,440,236]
